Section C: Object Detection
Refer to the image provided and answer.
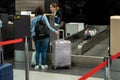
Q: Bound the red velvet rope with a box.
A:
[0,38,24,46]
[78,52,120,80]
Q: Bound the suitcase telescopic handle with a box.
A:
[57,29,64,40]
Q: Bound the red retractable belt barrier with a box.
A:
[78,52,120,80]
[111,52,120,60]
[78,61,107,80]
[0,38,24,46]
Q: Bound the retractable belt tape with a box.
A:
[0,38,24,46]
[78,52,120,80]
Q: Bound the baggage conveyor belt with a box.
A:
[65,25,109,55]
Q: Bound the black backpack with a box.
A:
[35,16,49,40]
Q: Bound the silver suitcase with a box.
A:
[52,30,71,69]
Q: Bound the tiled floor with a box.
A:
[12,57,120,80]
[13,69,104,80]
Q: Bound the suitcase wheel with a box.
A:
[54,67,57,70]
[52,66,57,70]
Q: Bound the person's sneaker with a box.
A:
[41,65,48,70]
[34,65,39,70]
[44,65,48,69]
[39,64,41,67]
[41,65,45,70]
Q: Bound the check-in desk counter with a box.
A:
[46,15,61,42]
[14,15,32,61]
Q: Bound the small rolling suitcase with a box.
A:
[0,63,13,80]
[52,29,71,69]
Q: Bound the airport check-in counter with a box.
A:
[14,15,33,61]
[46,15,61,42]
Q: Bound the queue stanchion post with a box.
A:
[24,36,29,80]
[104,56,112,80]
[0,28,4,63]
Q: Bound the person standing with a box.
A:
[50,3,62,24]
[50,3,65,38]
[30,6,59,70]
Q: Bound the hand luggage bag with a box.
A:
[52,29,71,69]
[31,51,41,66]
[31,51,36,66]
[0,63,13,80]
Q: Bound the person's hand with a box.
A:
[55,30,59,35]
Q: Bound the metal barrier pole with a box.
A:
[0,28,4,63]
[24,37,29,80]
[104,56,111,80]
